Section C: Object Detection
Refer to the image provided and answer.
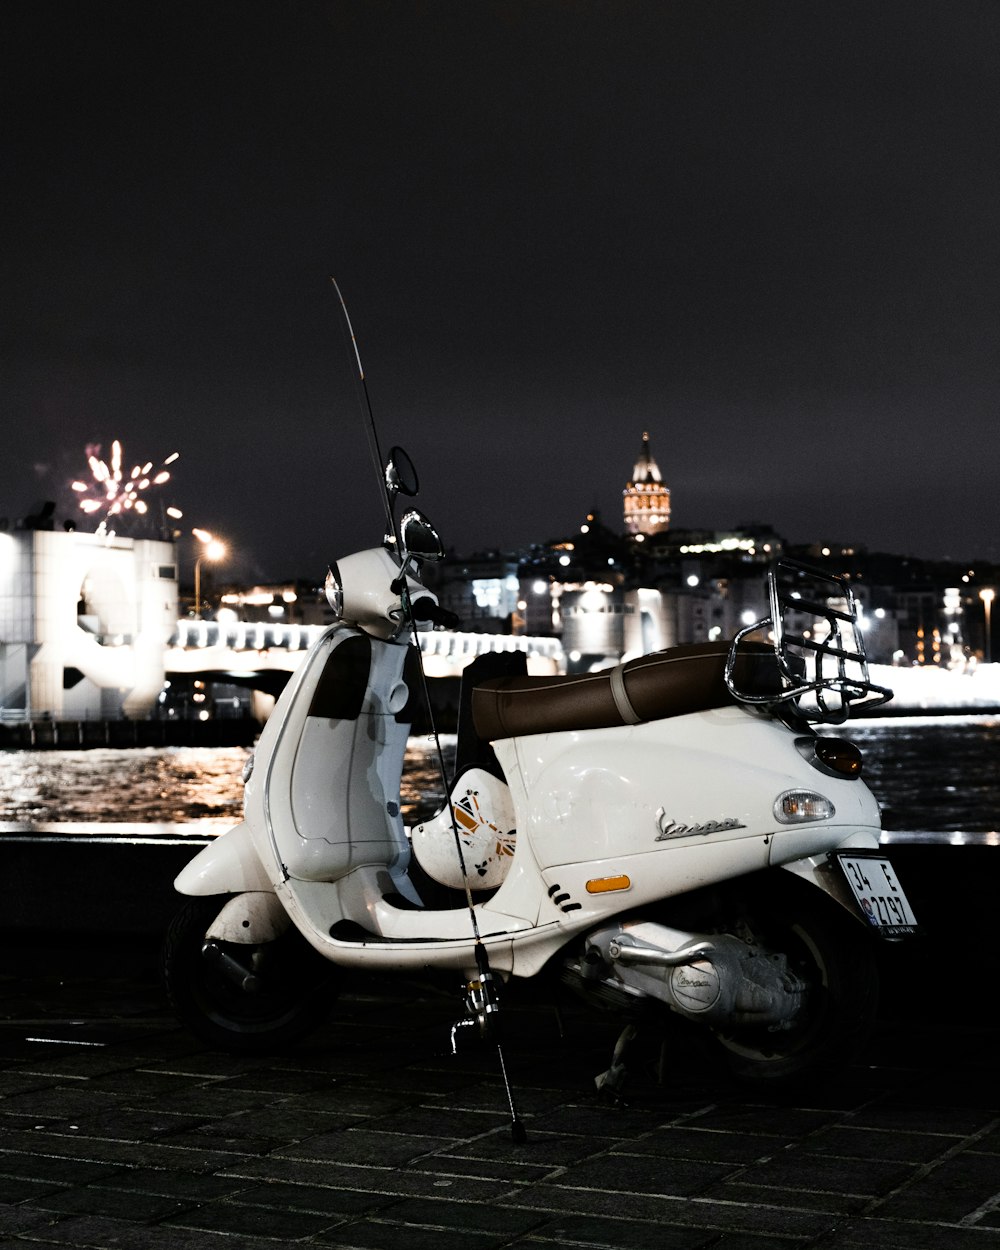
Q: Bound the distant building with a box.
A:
[623,431,671,536]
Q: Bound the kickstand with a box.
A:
[594,1023,638,1102]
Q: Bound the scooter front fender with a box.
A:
[174,822,274,897]
[206,891,291,943]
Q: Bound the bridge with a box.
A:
[165,618,566,688]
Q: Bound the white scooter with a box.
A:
[163,446,917,1109]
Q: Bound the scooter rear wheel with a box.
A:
[710,887,879,1085]
[162,896,338,1054]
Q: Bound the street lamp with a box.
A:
[980,588,995,664]
[193,531,227,618]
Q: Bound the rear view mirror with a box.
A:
[400,508,444,562]
[385,446,419,499]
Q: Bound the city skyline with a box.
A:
[4,3,999,581]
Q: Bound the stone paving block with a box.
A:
[83,1166,245,1201]
[416,1076,571,1118]
[140,1052,274,1079]
[219,1153,520,1203]
[0,1175,65,1204]
[194,1103,365,1141]
[162,1198,340,1239]
[213,1067,349,1095]
[0,1201,61,1238]
[276,1083,418,1118]
[819,1214,1000,1248]
[83,1067,224,1097]
[971,1125,1000,1154]
[647,1194,843,1241]
[681,1102,841,1137]
[7,1211,300,1249]
[725,1148,917,1199]
[3,1047,155,1081]
[30,1182,198,1223]
[543,1148,737,1198]
[524,1100,664,1140]
[155,1128,286,1157]
[637,1124,794,1164]
[370,1195,546,1237]
[312,1219,507,1249]
[858,1099,999,1136]
[1,1127,247,1174]
[406,1152,557,1184]
[337,1066,496,1100]
[510,1182,698,1222]
[54,1106,210,1143]
[224,1179,396,1217]
[361,1104,517,1140]
[504,1211,711,1248]
[0,1071,69,1097]
[276,1127,463,1167]
[118,1082,278,1116]
[797,1122,962,1163]
[873,1151,1000,1221]
[715,1180,868,1215]
[425,1127,606,1168]
[511,1182,836,1240]
[0,1083,123,1123]
[0,1151,118,1187]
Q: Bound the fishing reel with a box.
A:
[450,947,502,1052]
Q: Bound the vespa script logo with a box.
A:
[655,807,747,841]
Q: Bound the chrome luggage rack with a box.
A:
[725,558,893,723]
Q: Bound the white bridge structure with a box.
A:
[166,618,564,702]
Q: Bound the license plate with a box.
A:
[836,853,918,937]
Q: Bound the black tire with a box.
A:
[161,895,338,1054]
[710,884,879,1085]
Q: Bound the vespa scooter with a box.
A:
[163,447,916,1106]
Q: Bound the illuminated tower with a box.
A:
[623,431,671,536]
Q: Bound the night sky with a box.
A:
[4,2,999,584]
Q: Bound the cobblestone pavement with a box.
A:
[2,941,1000,1250]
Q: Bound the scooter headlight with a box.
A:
[324,562,343,619]
[774,789,835,824]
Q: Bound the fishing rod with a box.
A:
[330,278,397,547]
[331,278,526,1143]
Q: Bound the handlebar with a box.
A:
[410,597,461,630]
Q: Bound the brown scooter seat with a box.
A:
[471,641,779,741]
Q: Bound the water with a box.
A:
[828,714,1000,833]
[0,717,997,833]
[0,740,456,828]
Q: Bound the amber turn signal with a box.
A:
[585,875,631,894]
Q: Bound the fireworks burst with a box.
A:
[71,440,184,533]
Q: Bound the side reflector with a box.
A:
[814,737,863,776]
[586,875,631,894]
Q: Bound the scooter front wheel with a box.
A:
[161,896,338,1054]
